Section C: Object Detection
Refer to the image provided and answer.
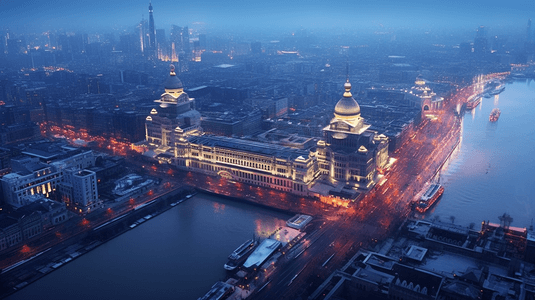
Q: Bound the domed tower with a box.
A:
[334,80,360,118]
[163,64,183,97]
[329,79,367,133]
[409,75,444,113]
[155,64,193,115]
[316,79,388,192]
[145,65,201,150]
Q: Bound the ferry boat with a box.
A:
[489,108,501,122]
[224,238,258,271]
[489,84,505,95]
[465,97,481,110]
[415,183,444,213]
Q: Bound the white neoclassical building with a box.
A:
[144,69,389,199]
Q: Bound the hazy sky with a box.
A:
[0,0,534,33]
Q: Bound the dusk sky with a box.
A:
[0,0,534,33]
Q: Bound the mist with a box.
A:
[1,0,533,34]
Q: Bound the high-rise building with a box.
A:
[527,19,532,43]
[148,2,156,50]
[474,26,488,55]
[138,18,147,54]
[156,29,167,60]
[170,25,190,68]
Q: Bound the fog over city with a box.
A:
[2,0,534,33]
[1,1,535,300]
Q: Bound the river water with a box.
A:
[7,80,535,300]
[7,194,291,300]
[427,79,535,228]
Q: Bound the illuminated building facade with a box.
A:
[59,168,99,214]
[170,25,190,69]
[145,64,202,154]
[316,80,389,191]
[1,160,60,207]
[1,146,97,210]
[406,76,444,117]
[174,135,317,195]
[144,71,388,198]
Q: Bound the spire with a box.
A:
[346,62,349,82]
[334,78,360,119]
[343,79,352,98]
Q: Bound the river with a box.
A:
[7,193,291,300]
[7,79,535,300]
[427,79,535,228]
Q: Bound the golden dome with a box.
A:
[164,64,183,90]
[334,79,361,118]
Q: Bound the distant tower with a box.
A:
[138,17,146,53]
[527,19,532,43]
[474,25,488,55]
[148,2,156,50]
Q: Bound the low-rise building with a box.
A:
[1,157,60,207]
[0,216,22,251]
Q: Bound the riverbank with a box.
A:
[0,185,194,299]
[4,191,294,300]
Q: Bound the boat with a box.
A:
[489,84,505,95]
[415,183,444,213]
[465,97,481,110]
[224,238,258,271]
[185,192,197,199]
[489,108,501,122]
[242,239,281,269]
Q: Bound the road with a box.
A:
[0,164,184,271]
[1,78,491,299]
[250,82,480,299]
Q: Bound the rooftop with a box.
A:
[187,135,310,161]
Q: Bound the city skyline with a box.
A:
[1,0,534,33]
[1,1,535,299]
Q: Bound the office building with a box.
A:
[59,168,99,214]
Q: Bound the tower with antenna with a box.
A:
[148,2,156,50]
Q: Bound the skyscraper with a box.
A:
[148,2,156,50]
[473,25,488,55]
[138,18,146,54]
[528,19,532,43]
[170,26,190,70]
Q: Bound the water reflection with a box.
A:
[7,193,291,300]
[428,81,535,227]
